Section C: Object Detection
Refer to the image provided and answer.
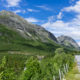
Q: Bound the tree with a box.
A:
[0,72,3,80]
[21,56,41,80]
[0,56,16,80]
[55,48,65,54]
[0,56,6,72]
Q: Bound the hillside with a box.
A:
[0,10,57,43]
[0,10,63,55]
[0,10,79,54]
[0,24,60,55]
[57,35,80,50]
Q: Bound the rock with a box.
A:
[57,35,79,50]
[0,10,58,43]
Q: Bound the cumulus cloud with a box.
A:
[57,0,80,19]
[6,0,21,7]
[42,13,80,41]
[62,0,80,13]
[42,0,79,43]
[25,17,39,23]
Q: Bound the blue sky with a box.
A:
[0,0,80,46]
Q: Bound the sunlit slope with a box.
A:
[0,24,60,54]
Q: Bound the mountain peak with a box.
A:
[0,10,16,16]
[57,35,79,49]
[0,10,58,43]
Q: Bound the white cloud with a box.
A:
[57,0,80,19]
[27,8,39,12]
[37,5,52,11]
[13,10,21,13]
[62,1,80,13]
[6,0,21,7]
[57,12,63,19]
[42,13,80,41]
[48,16,54,22]
[78,41,80,46]
[25,17,39,23]
[13,10,26,14]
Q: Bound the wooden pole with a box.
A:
[53,76,56,80]
[61,71,64,78]
[66,64,69,72]
[59,69,62,80]
[64,65,66,74]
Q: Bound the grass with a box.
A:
[65,63,80,80]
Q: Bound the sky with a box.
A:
[0,0,80,46]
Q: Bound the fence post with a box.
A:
[64,65,67,74]
[66,64,69,72]
[61,71,64,78]
[59,69,62,80]
[53,76,56,80]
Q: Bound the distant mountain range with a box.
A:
[0,10,79,52]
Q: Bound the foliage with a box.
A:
[21,57,41,80]
[55,48,65,54]
[19,50,74,80]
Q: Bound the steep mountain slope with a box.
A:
[0,10,61,54]
[0,10,79,53]
[0,24,60,54]
[0,10,57,43]
[57,35,79,50]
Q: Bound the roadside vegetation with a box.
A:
[65,63,80,80]
[0,48,74,80]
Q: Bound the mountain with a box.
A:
[0,10,60,54]
[57,35,79,50]
[0,10,79,53]
[0,10,57,43]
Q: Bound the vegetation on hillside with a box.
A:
[0,24,60,55]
